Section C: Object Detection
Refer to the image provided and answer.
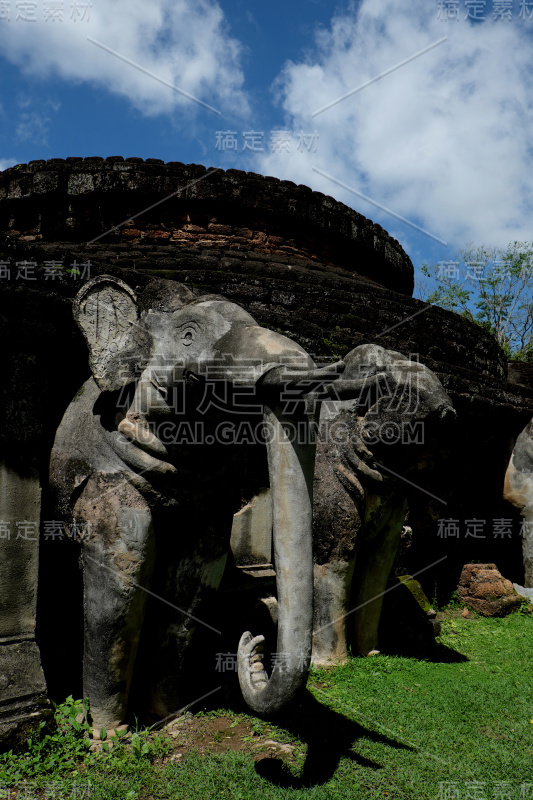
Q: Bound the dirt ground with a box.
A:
[157,712,304,768]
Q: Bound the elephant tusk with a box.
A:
[237,403,315,716]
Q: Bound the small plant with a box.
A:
[444,590,463,609]
[98,722,169,762]
[0,696,92,784]
[131,732,153,759]
[122,722,170,762]
[320,336,342,357]
[517,597,533,615]
[0,696,172,789]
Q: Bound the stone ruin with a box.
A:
[1,157,532,739]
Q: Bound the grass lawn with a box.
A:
[2,607,532,800]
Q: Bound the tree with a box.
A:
[415,242,533,360]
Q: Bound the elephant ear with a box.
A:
[74,275,153,392]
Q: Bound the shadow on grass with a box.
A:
[253,690,414,789]
[380,640,468,664]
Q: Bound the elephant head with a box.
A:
[71,275,345,718]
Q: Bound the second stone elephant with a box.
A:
[228,344,454,665]
[311,344,455,663]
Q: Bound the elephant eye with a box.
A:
[176,321,199,347]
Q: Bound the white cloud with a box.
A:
[0,159,17,171]
[0,0,248,118]
[16,110,49,143]
[254,2,533,252]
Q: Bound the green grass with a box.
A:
[1,610,532,799]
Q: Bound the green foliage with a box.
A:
[416,241,533,359]
[320,336,342,359]
[130,730,169,760]
[0,696,91,784]
[445,590,463,609]
[517,598,533,615]
[0,696,170,789]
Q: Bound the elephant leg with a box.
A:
[350,495,407,656]
[312,559,355,667]
[74,474,155,730]
[142,528,230,721]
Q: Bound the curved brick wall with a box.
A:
[0,156,413,295]
[0,156,516,385]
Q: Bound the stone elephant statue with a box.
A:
[216,343,454,666]
[504,419,533,587]
[50,274,367,730]
[311,344,455,664]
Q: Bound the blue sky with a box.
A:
[1,0,533,290]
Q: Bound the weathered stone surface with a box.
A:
[0,460,48,745]
[311,559,355,666]
[0,461,41,636]
[457,563,522,616]
[0,158,414,295]
[0,637,49,749]
[230,488,272,569]
[507,362,533,388]
[513,583,533,602]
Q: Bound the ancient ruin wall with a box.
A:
[0,157,413,295]
[0,157,516,385]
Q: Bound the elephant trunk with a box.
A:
[237,403,316,715]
